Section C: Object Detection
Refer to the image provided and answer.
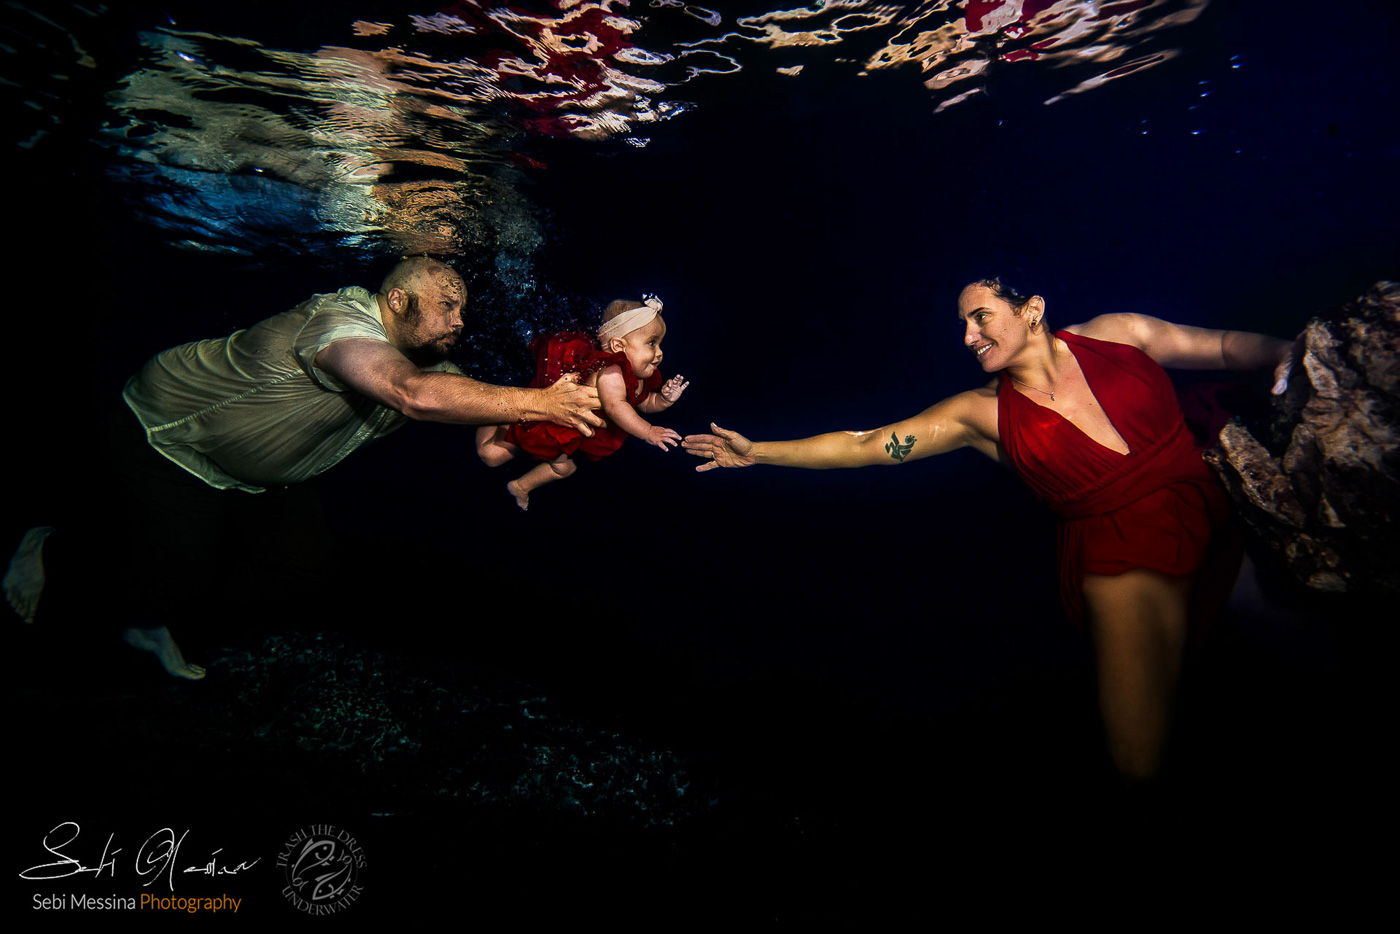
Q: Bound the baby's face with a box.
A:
[617,315,666,380]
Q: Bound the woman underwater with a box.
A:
[683,278,1295,781]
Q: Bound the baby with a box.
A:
[476,295,689,510]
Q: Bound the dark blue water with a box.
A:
[4,0,1394,919]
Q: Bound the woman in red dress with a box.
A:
[683,279,1295,780]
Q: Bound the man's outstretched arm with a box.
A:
[315,338,603,434]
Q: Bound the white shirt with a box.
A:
[123,286,459,492]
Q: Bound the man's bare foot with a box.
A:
[507,480,530,511]
[122,625,207,680]
[5,526,54,624]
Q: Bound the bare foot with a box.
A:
[507,479,530,511]
[4,526,54,623]
[122,625,207,680]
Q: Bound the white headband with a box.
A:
[597,294,663,345]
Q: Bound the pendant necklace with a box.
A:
[1010,375,1056,402]
[1012,334,1059,401]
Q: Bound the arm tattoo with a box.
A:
[885,432,916,462]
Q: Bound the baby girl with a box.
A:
[476,295,688,509]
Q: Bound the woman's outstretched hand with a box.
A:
[683,423,755,471]
[1272,331,1307,395]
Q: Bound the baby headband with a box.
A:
[597,294,663,345]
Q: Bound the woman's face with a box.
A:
[958,284,1029,372]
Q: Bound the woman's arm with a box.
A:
[1067,313,1298,393]
[682,388,998,471]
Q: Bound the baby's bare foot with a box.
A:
[4,526,54,624]
[507,480,530,512]
[122,626,207,680]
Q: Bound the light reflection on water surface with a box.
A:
[82,0,1209,261]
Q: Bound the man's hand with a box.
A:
[541,374,604,436]
[682,423,756,471]
[659,375,690,404]
[642,425,682,451]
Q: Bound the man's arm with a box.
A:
[682,388,998,471]
[315,338,604,433]
[1067,313,1297,393]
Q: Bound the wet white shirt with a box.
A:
[123,286,460,492]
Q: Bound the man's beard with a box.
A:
[402,293,450,365]
[404,341,449,366]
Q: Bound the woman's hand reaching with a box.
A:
[683,423,756,471]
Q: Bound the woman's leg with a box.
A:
[1082,569,1192,781]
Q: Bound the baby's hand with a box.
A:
[642,425,681,451]
[660,375,689,403]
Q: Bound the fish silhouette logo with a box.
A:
[276,825,366,915]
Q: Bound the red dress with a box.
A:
[504,331,663,461]
[997,331,1232,624]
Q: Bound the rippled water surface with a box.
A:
[7,2,1392,343]
[9,2,1228,257]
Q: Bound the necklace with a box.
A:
[1009,375,1056,402]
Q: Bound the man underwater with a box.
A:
[4,256,602,678]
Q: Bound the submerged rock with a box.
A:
[1205,281,1400,594]
[196,632,708,826]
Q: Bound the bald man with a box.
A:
[4,257,601,678]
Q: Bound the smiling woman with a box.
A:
[683,277,1295,781]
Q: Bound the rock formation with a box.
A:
[1206,281,1400,594]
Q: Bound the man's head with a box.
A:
[378,256,467,363]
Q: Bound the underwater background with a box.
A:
[4,0,1396,920]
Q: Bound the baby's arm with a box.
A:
[639,374,688,414]
[597,366,681,450]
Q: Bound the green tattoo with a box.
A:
[885,432,916,462]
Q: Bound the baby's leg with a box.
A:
[476,425,519,467]
[507,455,576,511]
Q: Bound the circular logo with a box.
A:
[276,825,367,915]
